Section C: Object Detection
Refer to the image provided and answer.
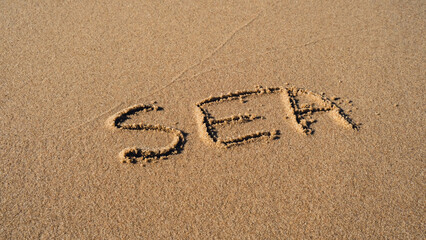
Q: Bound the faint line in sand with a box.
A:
[61,12,263,134]
[61,7,414,136]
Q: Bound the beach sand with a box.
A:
[1,0,424,238]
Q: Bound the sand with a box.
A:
[1,0,425,239]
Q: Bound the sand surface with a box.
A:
[1,0,425,239]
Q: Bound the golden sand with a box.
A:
[1,0,424,238]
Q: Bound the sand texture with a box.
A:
[1,0,425,239]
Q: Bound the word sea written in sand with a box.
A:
[106,85,359,165]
